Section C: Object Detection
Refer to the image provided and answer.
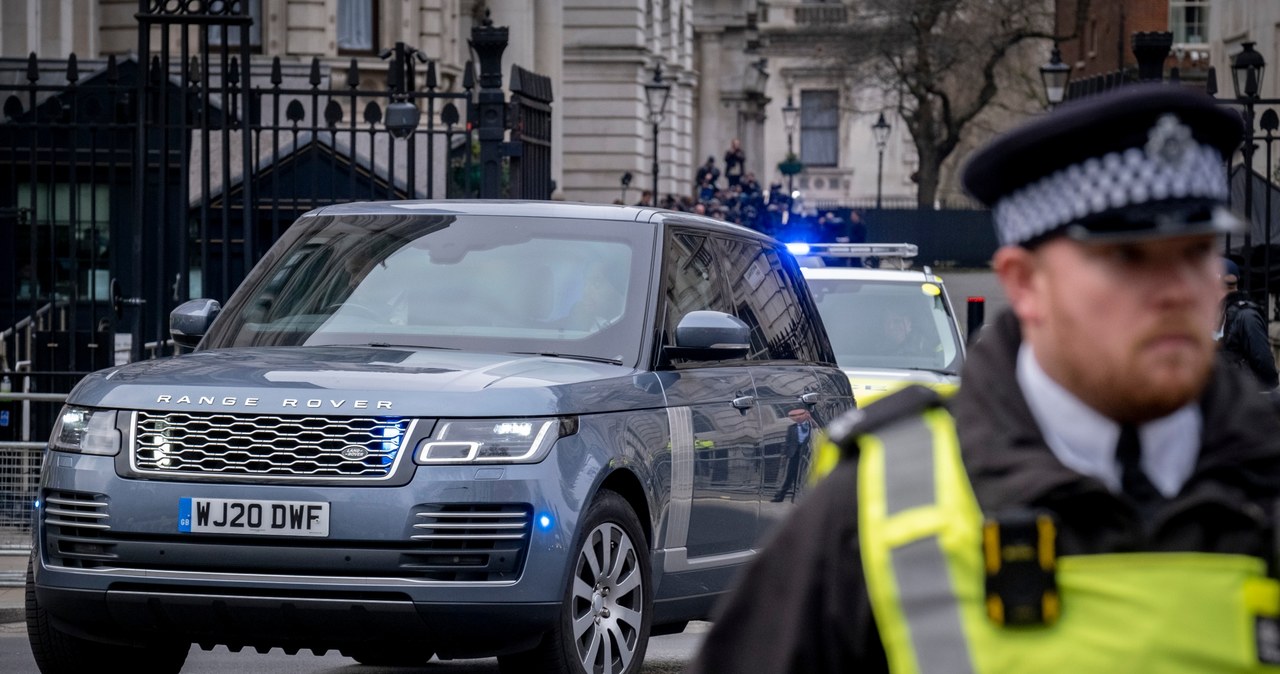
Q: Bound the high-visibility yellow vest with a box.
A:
[858,407,1280,673]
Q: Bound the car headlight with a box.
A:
[415,418,573,464]
[50,406,121,456]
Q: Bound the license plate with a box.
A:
[178,498,330,537]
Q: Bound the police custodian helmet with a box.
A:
[961,83,1245,247]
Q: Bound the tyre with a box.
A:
[345,644,434,666]
[25,553,190,674]
[499,490,652,674]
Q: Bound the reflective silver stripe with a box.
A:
[891,538,976,674]
[663,406,694,552]
[878,415,975,674]
[881,418,936,515]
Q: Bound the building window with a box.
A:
[16,184,111,301]
[338,0,379,54]
[209,0,262,51]
[800,90,838,167]
[1170,1,1209,45]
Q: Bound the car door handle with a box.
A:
[732,395,755,410]
[799,392,820,405]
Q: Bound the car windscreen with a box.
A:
[806,277,963,375]
[204,212,655,366]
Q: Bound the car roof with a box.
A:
[800,266,943,284]
[302,200,775,242]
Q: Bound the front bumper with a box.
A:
[32,450,584,657]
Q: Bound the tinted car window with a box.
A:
[660,229,733,351]
[717,237,830,363]
[206,214,654,366]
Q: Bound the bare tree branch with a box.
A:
[812,0,1062,206]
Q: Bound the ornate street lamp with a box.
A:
[1232,41,1266,100]
[643,64,672,205]
[872,112,891,209]
[779,95,802,193]
[1232,41,1267,296]
[1040,45,1071,109]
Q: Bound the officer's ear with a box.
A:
[993,244,1043,324]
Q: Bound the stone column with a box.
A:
[696,29,722,173]
[534,0,564,195]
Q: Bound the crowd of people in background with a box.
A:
[620,138,867,246]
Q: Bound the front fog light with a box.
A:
[416,418,566,464]
[50,406,121,456]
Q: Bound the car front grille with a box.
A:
[402,504,533,581]
[132,412,413,480]
[43,489,115,568]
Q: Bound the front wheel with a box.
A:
[499,490,652,674]
[26,553,190,674]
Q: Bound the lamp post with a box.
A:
[872,112,891,209]
[643,64,672,206]
[780,95,800,193]
[1233,41,1266,297]
[1039,45,1071,109]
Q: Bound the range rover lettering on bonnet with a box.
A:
[154,394,393,410]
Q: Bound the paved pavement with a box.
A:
[0,550,23,626]
[0,584,18,626]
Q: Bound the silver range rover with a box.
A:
[26,201,854,674]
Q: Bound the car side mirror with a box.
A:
[170,298,221,350]
[664,310,751,361]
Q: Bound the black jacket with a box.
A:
[1222,291,1279,389]
[688,310,1280,674]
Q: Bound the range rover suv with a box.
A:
[26,201,854,673]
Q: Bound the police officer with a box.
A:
[689,84,1280,672]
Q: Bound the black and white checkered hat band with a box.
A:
[992,141,1227,245]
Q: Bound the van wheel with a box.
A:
[26,553,190,674]
[499,490,652,674]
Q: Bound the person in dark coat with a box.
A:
[689,84,1280,673]
[1219,257,1278,389]
[724,138,746,188]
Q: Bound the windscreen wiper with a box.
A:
[362,342,460,350]
[902,366,958,376]
[512,351,624,365]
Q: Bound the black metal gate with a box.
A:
[0,2,552,444]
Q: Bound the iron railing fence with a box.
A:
[0,3,552,561]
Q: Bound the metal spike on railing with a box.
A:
[1261,109,1279,133]
[228,57,240,85]
[66,54,78,83]
[188,56,201,83]
[425,61,437,90]
[309,57,321,87]
[347,58,360,89]
[26,53,38,82]
[324,99,343,128]
[1206,66,1218,97]
[462,60,475,90]
[150,55,162,85]
[270,56,282,85]
[107,54,119,84]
